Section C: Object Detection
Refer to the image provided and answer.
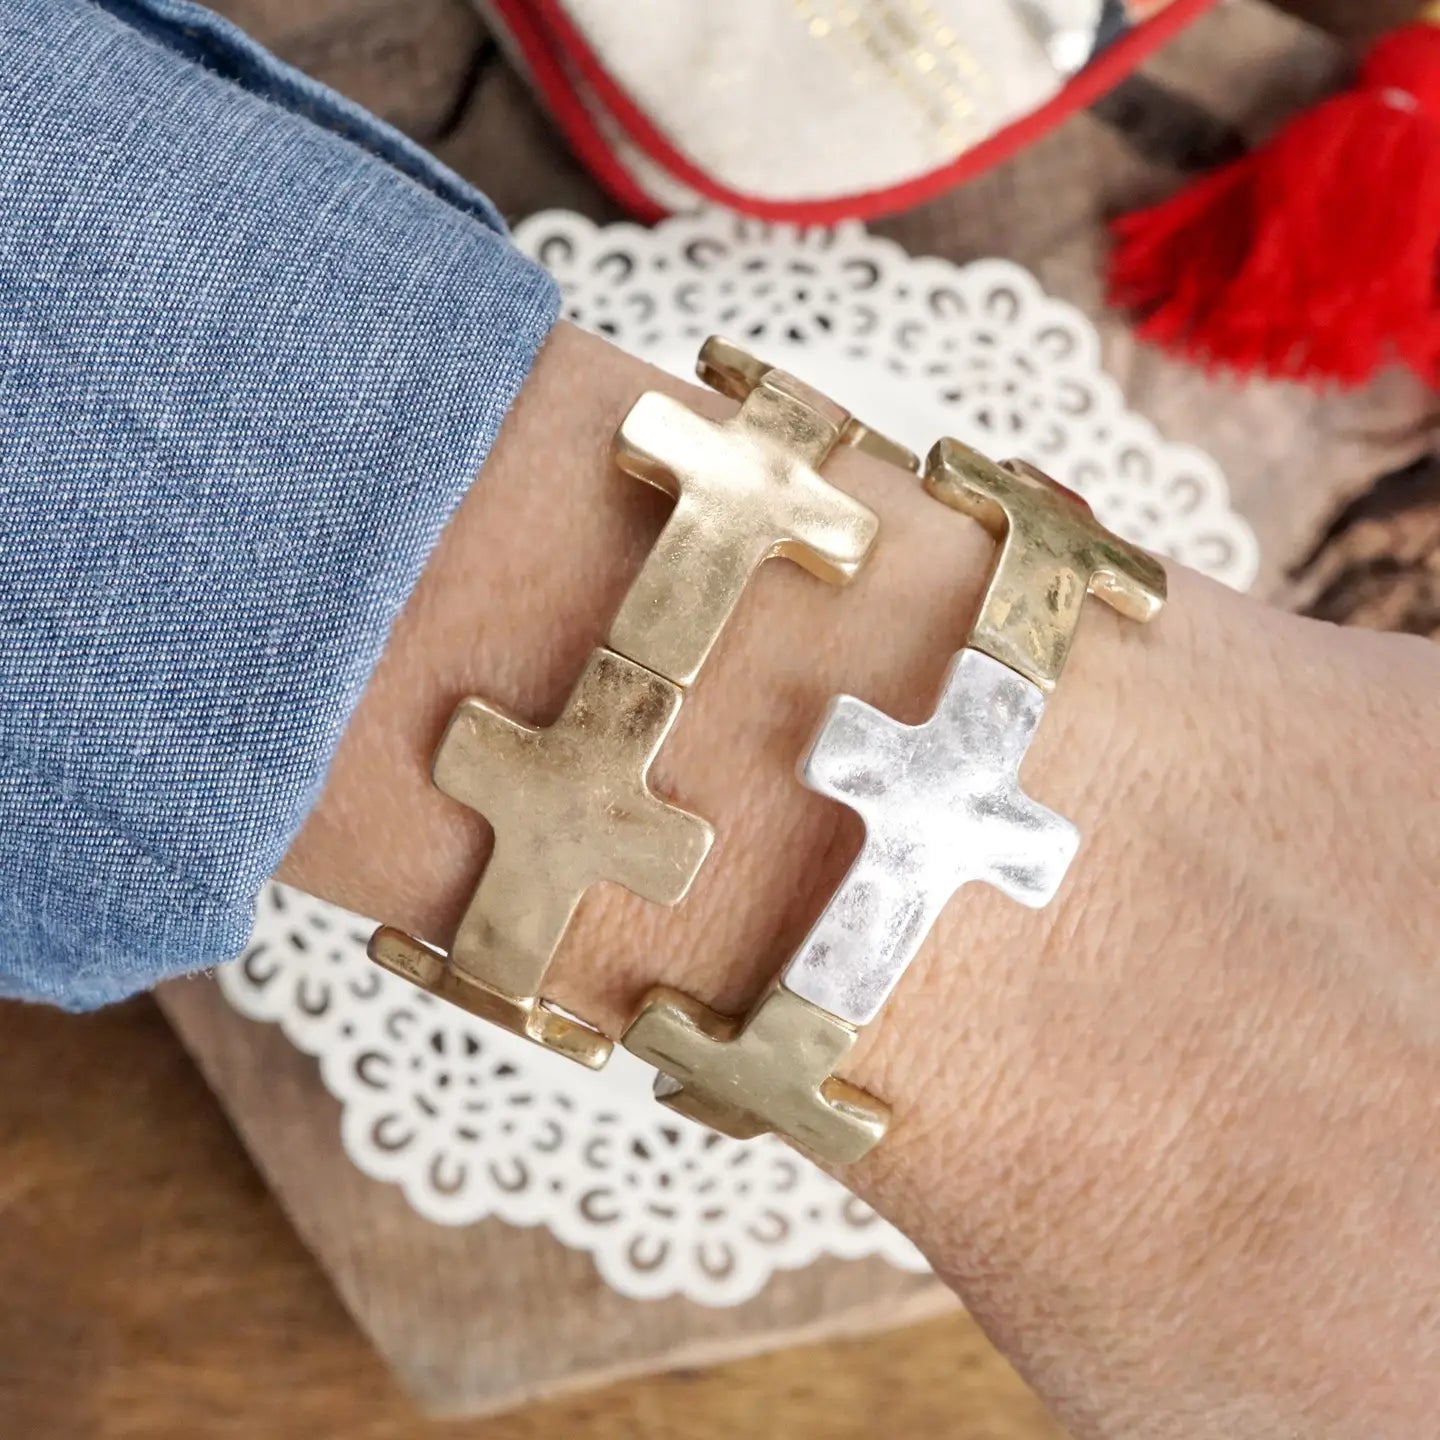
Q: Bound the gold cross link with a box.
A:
[697,336,920,474]
[367,925,614,1069]
[925,439,1167,689]
[437,647,713,993]
[369,648,713,1068]
[606,339,894,687]
[621,984,890,1165]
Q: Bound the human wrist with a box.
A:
[281,316,1196,1094]
[284,318,1232,1144]
[281,320,1309,1422]
[281,322,990,1020]
[279,319,1440,1436]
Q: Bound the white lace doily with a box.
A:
[221,886,927,1306]
[219,212,1258,1309]
[518,210,1257,589]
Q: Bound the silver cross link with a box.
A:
[782,648,1081,1026]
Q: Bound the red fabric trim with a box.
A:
[510,0,1220,224]
[486,0,667,222]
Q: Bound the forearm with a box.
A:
[282,322,1440,1438]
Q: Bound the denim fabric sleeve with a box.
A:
[0,0,561,1007]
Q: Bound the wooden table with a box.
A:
[2,2,1433,1436]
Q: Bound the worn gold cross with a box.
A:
[621,984,890,1164]
[925,439,1167,689]
[368,924,615,1068]
[437,647,712,990]
[369,648,713,1068]
[606,340,890,687]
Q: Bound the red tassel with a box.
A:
[1108,21,1440,388]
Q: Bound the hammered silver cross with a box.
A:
[782,648,1080,1026]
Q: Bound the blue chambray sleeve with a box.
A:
[0,0,561,1007]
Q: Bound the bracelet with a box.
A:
[367,338,915,1070]
[368,336,1166,1166]
[621,429,1167,1163]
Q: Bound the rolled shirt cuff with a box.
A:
[0,0,560,1005]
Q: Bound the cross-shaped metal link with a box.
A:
[621,984,889,1164]
[436,648,713,991]
[782,647,1078,1026]
[369,648,713,1068]
[606,338,895,687]
[925,438,1168,690]
[621,648,1077,1159]
[368,925,615,1069]
[697,336,920,475]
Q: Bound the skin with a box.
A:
[282,323,1440,1440]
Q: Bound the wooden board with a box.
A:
[158,978,954,1419]
[0,995,1064,1440]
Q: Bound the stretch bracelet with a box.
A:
[368,336,1166,1165]
[621,425,1167,1164]
[368,339,915,1070]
